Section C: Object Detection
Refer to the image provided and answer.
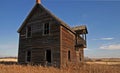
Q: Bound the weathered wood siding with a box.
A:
[18,4,86,68]
[75,47,84,62]
[80,48,84,62]
[60,26,77,66]
[18,6,61,67]
[76,35,86,48]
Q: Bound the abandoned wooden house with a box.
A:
[17,0,88,67]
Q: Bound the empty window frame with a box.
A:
[80,56,82,62]
[68,50,71,61]
[80,50,83,62]
[43,23,50,35]
[26,50,31,62]
[26,26,32,38]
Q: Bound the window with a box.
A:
[79,50,83,62]
[26,50,31,62]
[68,50,71,61]
[80,56,82,61]
[26,26,32,38]
[43,23,50,35]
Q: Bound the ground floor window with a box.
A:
[68,50,71,61]
[80,56,82,61]
[79,50,83,62]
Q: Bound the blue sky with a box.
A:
[0,0,120,58]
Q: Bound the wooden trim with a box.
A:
[17,4,37,33]
[60,26,62,67]
[17,4,76,34]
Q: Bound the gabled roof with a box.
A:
[17,4,75,33]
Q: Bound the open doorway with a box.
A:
[26,50,31,63]
[46,50,51,63]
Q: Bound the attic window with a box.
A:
[26,26,32,38]
[43,23,50,35]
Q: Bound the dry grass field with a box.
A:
[86,61,120,65]
[0,58,17,62]
[0,58,120,73]
[0,62,120,73]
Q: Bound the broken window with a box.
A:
[68,50,71,61]
[43,23,50,35]
[26,26,32,38]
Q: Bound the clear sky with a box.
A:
[0,0,120,58]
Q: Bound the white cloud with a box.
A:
[101,38,114,40]
[100,44,120,50]
[92,37,114,41]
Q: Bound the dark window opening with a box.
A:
[68,50,71,61]
[44,23,50,35]
[46,50,51,63]
[80,57,82,61]
[79,52,82,62]
[26,26,32,37]
[26,51,31,62]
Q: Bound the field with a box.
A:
[0,58,17,62]
[86,61,120,65]
[0,63,120,73]
[0,58,120,73]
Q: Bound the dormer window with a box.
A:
[26,26,32,38]
[43,23,50,35]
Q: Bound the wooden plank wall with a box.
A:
[60,26,77,67]
[18,6,61,67]
[18,5,85,67]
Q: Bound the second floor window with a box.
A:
[26,26,32,38]
[43,23,50,35]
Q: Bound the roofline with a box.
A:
[17,4,38,33]
[42,7,76,34]
[17,3,76,34]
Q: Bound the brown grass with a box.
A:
[0,58,17,62]
[0,63,120,73]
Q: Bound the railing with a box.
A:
[75,36,86,48]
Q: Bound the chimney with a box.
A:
[36,0,41,4]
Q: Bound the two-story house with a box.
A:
[17,0,88,67]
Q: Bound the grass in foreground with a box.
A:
[0,63,120,73]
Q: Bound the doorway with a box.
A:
[46,50,51,63]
